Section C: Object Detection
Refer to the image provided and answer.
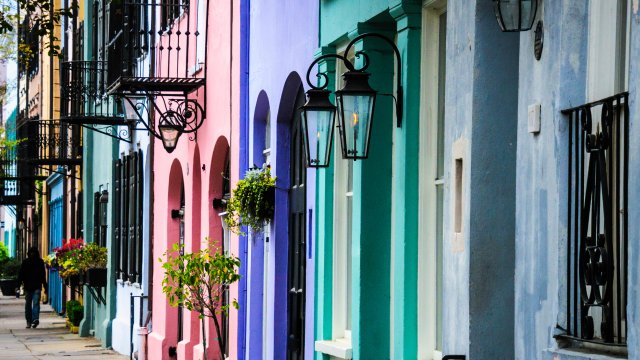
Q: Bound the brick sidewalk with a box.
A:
[0,296,127,359]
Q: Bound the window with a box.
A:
[161,0,184,30]
[194,0,206,71]
[113,150,144,284]
[93,190,108,247]
[418,1,447,358]
[562,0,629,349]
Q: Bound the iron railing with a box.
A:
[562,92,628,346]
[61,61,125,124]
[0,147,44,205]
[106,0,205,95]
[20,120,83,166]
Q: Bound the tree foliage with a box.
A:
[0,0,73,61]
[161,241,241,359]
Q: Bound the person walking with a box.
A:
[17,247,47,329]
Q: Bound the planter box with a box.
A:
[0,279,19,296]
[64,274,82,288]
[85,268,107,287]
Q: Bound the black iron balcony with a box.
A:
[106,0,205,95]
[61,61,125,125]
[18,120,82,166]
[0,147,45,205]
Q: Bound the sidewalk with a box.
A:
[0,296,127,359]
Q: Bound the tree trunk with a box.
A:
[212,312,225,359]
[201,313,207,360]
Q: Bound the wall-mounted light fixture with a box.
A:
[301,32,403,167]
[171,207,185,219]
[123,97,205,154]
[494,0,538,32]
[99,189,109,226]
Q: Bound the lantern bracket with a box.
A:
[305,32,404,127]
[123,94,206,144]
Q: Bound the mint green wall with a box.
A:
[78,104,118,347]
[315,1,422,358]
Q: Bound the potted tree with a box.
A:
[0,257,22,296]
[161,240,241,360]
[224,166,276,235]
[81,243,108,287]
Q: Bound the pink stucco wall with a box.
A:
[148,0,241,359]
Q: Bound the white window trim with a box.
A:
[191,0,207,75]
[316,53,353,357]
[418,1,447,359]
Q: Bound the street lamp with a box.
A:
[494,0,538,32]
[301,32,402,167]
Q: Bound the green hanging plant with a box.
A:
[224,166,276,235]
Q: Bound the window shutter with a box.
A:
[113,159,121,278]
[121,155,129,281]
[93,191,100,245]
[128,153,136,281]
[136,149,144,283]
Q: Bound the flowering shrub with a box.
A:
[78,243,107,271]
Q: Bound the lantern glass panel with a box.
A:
[497,0,536,31]
[159,126,181,153]
[301,108,335,167]
[338,93,375,159]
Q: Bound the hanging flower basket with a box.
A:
[224,166,276,235]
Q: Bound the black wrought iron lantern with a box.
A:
[123,96,205,154]
[302,32,402,167]
[300,89,336,167]
[335,71,376,160]
[99,189,108,226]
[158,120,183,154]
[494,0,538,32]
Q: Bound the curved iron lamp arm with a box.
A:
[344,32,403,127]
[305,53,351,90]
[305,33,404,127]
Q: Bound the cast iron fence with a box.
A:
[562,92,628,346]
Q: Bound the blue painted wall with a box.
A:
[443,1,518,358]
[513,1,640,359]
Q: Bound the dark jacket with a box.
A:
[18,257,46,291]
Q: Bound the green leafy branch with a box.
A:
[161,240,241,359]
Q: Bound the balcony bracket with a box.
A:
[79,123,132,143]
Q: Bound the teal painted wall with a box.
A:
[78,98,118,347]
[315,1,422,358]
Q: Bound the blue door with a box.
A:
[48,197,64,314]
